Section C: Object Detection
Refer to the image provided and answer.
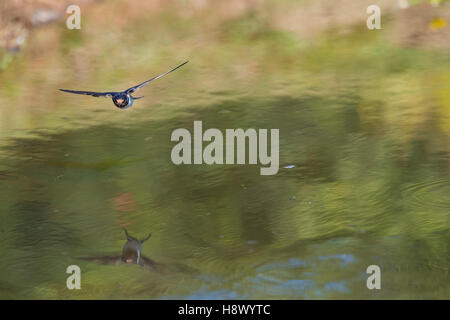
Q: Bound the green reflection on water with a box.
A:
[0,91,448,299]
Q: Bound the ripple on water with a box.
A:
[402,179,450,209]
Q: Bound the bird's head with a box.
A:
[113,93,130,108]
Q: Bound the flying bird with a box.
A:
[78,229,199,274]
[121,228,152,265]
[80,229,154,268]
[59,61,188,109]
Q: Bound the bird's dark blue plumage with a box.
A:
[59,61,188,109]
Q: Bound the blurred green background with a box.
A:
[0,0,448,299]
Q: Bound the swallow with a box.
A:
[78,229,199,274]
[79,229,154,268]
[59,61,188,110]
[121,228,152,265]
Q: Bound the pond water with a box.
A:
[0,4,449,299]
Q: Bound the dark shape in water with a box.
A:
[59,61,188,109]
[122,228,152,265]
[80,229,155,268]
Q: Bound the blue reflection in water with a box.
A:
[277,279,315,291]
[161,254,355,299]
[256,258,308,272]
[183,289,240,300]
[318,254,356,266]
[324,281,350,293]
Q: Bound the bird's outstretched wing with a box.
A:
[124,228,139,242]
[125,61,188,94]
[79,256,122,265]
[59,89,117,98]
[138,255,157,268]
[140,233,152,243]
